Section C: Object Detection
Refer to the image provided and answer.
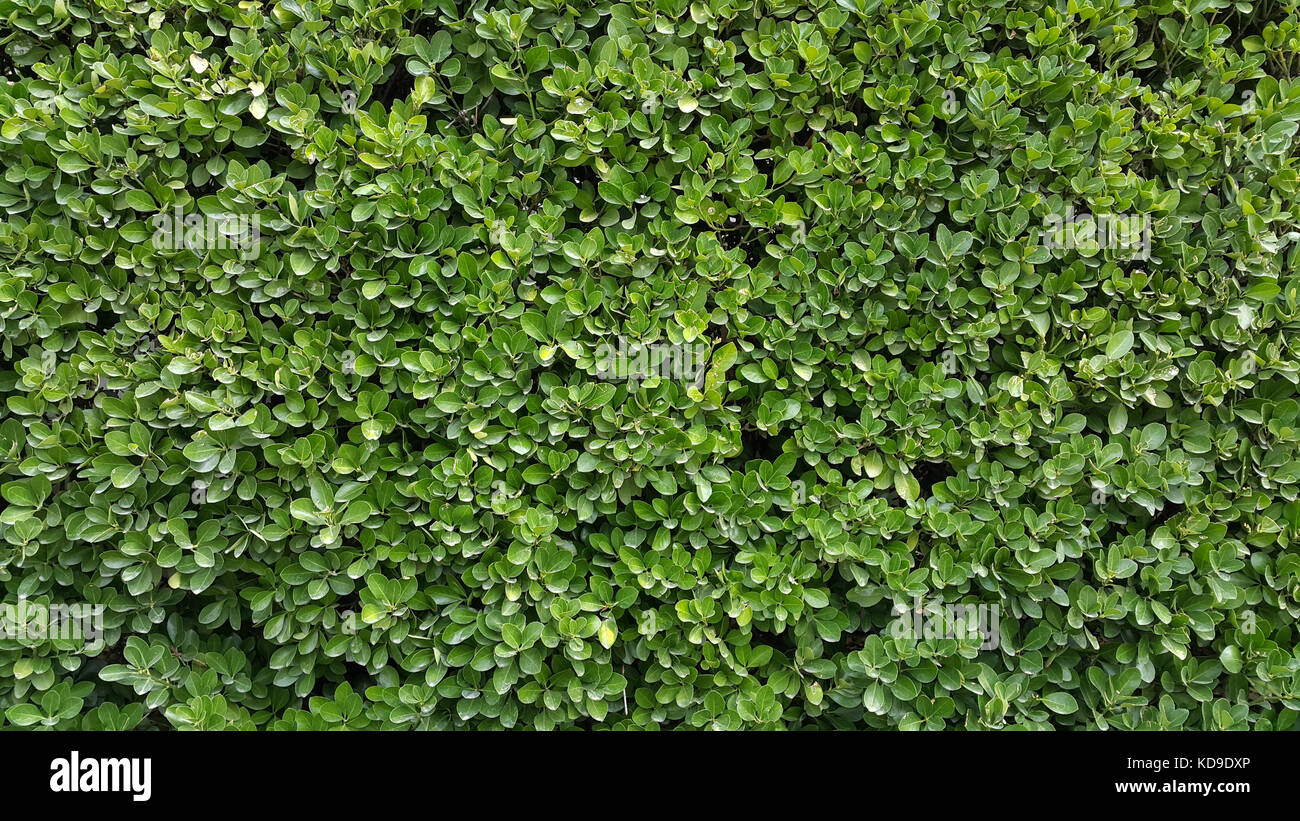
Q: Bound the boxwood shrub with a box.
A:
[2,0,1300,731]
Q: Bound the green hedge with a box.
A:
[2,0,1300,730]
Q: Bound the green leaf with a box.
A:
[1105,330,1134,359]
[1042,693,1079,715]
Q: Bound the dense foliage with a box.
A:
[2,0,1300,731]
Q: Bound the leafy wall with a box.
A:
[2,0,1300,729]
